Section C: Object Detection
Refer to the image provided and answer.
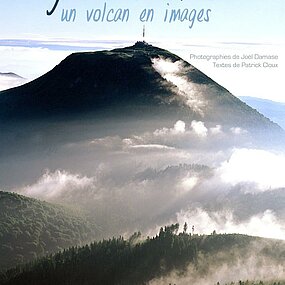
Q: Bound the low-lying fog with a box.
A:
[1,116,284,242]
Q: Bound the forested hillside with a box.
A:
[0,191,97,270]
[0,224,284,285]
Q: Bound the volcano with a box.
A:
[0,41,281,133]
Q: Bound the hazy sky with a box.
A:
[0,0,284,101]
[0,0,284,41]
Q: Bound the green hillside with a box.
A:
[0,191,98,270]
[0,224,284,285]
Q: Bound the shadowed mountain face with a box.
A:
[0,42,279,132]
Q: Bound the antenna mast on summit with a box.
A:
[143,25,145,41]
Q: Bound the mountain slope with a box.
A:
[240,96,285,129]
[0,42,280,132]
[0,224,284,285]
[0,191,98,270]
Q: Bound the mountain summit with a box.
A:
[0,42,280,132]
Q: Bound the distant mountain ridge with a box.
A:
[0,42,280,133]
[0,72,23,79]
[239,96,285,129]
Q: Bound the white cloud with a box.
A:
[152,57,207,115]
[17,170,94,200]
[10,159,285,240]
[230,127,248,135]
[86,120,232,158]
[179,176,199,193]
[153,120,186,137]
[177,208,285,240]
[191,120,208,137]
[129,144,175,151]
[152,57,182,75]
[154,120,210,139]
[90,136,124,150]
[173,120,186,133]
[210,124,222,135]
[218,148,285,191]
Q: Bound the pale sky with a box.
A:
[0,0,284,101]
